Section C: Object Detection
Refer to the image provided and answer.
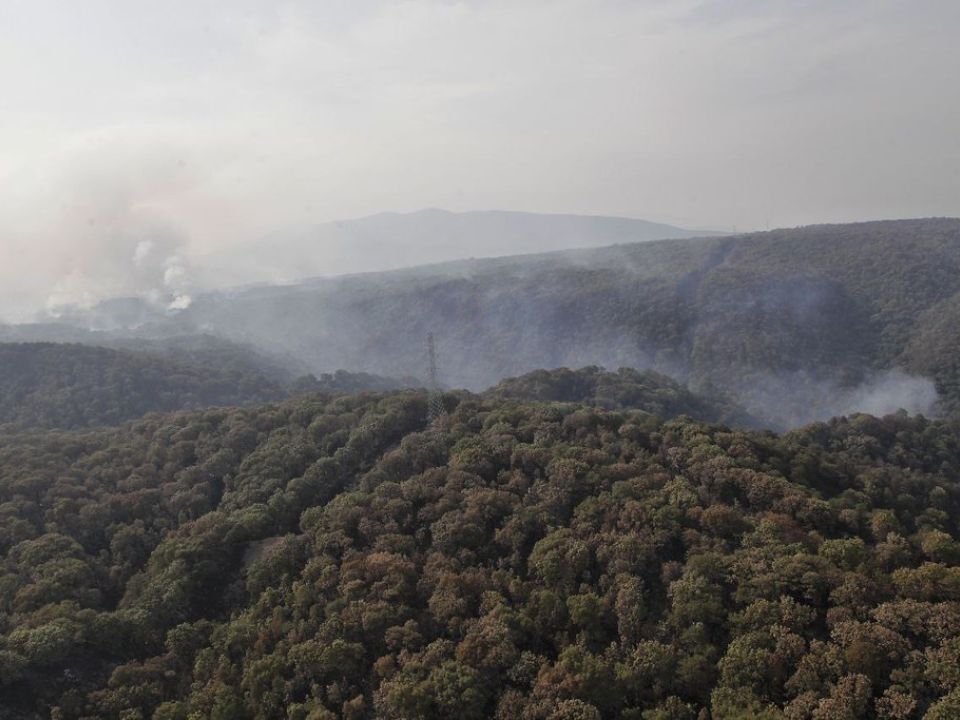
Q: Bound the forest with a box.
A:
[41,218,960,428]
[11,219,960,428]
[2,376,959,719]
[485,366,760,428]
[0,342,412,430]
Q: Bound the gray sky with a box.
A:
[1,0,959,319]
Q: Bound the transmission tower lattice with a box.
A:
[426,332,445,424]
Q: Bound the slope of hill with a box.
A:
[194,208,719,285]
[1,390,959,718]
[0,343,415,430]
[0,343,286,429]
[178,218,960,427]
[485,366,760,428]
[0,326,310,379]
[21,218,960,428]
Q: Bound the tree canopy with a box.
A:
[0,343,413,430]
[1,386,959,718]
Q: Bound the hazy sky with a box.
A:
[1,0,959,319]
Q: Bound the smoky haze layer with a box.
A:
[193,208,722,287]
[20,217,960,429]
[1,208,712,323]
[2,3,958,321]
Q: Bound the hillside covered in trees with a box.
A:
[44,218,960,428]
[0,343,413,430]
[0,329,310,381]
[486,366,759,428]
[2,388,960,718]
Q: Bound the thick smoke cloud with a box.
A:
[1,134,198,319]
[735,369,941,429]
[835,370,940,419]
[43,213,195,317]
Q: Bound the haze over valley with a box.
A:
[8,215,956,430]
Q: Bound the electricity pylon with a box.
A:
[426,332,445,424]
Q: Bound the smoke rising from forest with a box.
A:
[732,369,942,430]
[0,136,199,319]
[1,1,959,320]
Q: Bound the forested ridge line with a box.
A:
[12,219,960,428]
[2,385,960,718]
[0,342,414,430]
[165,218,960,426]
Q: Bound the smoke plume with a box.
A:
[0,133,198,320]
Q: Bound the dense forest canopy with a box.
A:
[37,218,960,427]
[2,387,960,718]
[0,343,413,430]
[485,366,760,428]
[0,330,309,381]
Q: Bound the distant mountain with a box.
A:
[195,208,720,285]
[174,218,958,427]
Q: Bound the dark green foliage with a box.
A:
[486,366,759,427]
[0,343,415,430]
[0,342,285,429]
[901,292,960,417]
[2,388,960,718]
[0,330,303,381]
[289,370,418,397]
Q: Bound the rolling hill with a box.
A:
[193,208,720,286]
[21,217,960,428]
[181,218,960,427]
[2,388,959,718]
[0,343,286,429]
[0,342,415,430]
[484,366,760,428]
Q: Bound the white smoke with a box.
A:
[133,240,155,269]
[45,271,100,314]
[736,368,941,429]
[163,254,193,310]
[835,370,940,419]
[168,295,193,311]
[0,133,200,320]
[43,227,194,318]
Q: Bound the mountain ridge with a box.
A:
[14,217,960,428]
[193,207,722,288]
